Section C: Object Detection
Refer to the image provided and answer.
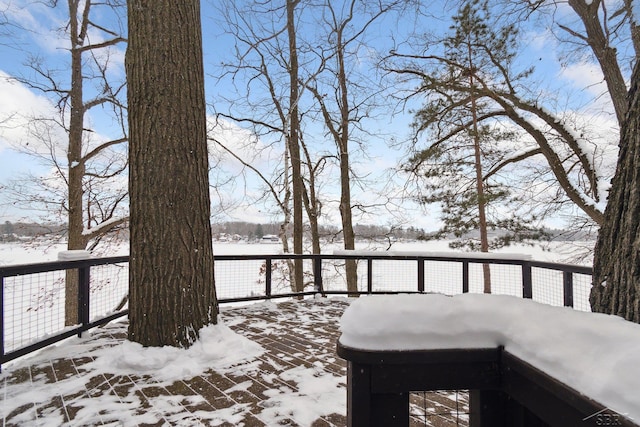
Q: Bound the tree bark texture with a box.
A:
[467,43,492,294]
[127,0,218,347]
[65,0,91,326]
[336,28,357,294]
[567,0,629,127]
[301,147,322,256]
[287,0,305,293]
[591,63,640,323]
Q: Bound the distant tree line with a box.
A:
[211,221,429,242]
[0,221,66,241]
[0,219,591,244]
[0,219,430,242]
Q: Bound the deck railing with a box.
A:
[0,253,592,368]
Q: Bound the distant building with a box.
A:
[260,234,280,243]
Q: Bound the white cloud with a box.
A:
[1,0,68,53]
[559,62,607,96]
[0,70,63,154]
[208,117,283,175]
[525,27,557,53]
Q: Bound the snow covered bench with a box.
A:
[337,294,640,427]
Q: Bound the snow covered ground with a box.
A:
[1,298,351,426]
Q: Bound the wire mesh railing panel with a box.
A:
[424,261,463,295]
[89,263,128,321]
[1,253,594,367]
[355,260,369,292]
[465,264,517,296]
[318,258,370,292]
[371,259,418,292]
[215,259,268,299]
[531,268,564,307]
[573,273,592,312]
[265,259,296,296]
[269,258,317,295]
[3,271,66,353]
[409,390,469,426]
[467,263,523,297]
[319,258,349,292]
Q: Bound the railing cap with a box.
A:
[58,250,92,261]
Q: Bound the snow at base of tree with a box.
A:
[339,293,640,422]
[88,321,265,382]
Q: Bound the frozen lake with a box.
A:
[0,238,595,266]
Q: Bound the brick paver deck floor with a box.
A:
[1,297,469,426]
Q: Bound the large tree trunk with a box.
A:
[65,0,90,326]
[127,0,218,347]
[287,0,305,293]
[336,31,358,295]
[301,149,322,256]
[590,63,640,323]
[339,148,358,294]
[468,43,492,294]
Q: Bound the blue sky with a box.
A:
[0,0,623,229]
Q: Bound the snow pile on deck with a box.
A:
[89,321,265,381]
[339,293,640,421]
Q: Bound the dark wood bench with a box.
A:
[337,343,638,427]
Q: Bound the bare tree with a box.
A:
[303,0,429,293]
[209,123,300,289]
[286,0,305,292]
[561,0,630,125]
[494,0,640,312]
[127,0,218,347]
[300,134,329,255]
[497,0,636,124]
[1,0,128,325]
[212,0,330,291]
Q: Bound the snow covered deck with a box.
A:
[0,298,469,426]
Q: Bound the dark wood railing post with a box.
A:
[265,257,272,299]
[367,259,373,293]
[463,260,470,293]
[77,266,91,336]
[522,261,533,299]
[1,275,4,371]
[469,389,507,427]
[563,272,574,308]
[314,256,323,294]
[418,258,425,292]
[345,360,409,427]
